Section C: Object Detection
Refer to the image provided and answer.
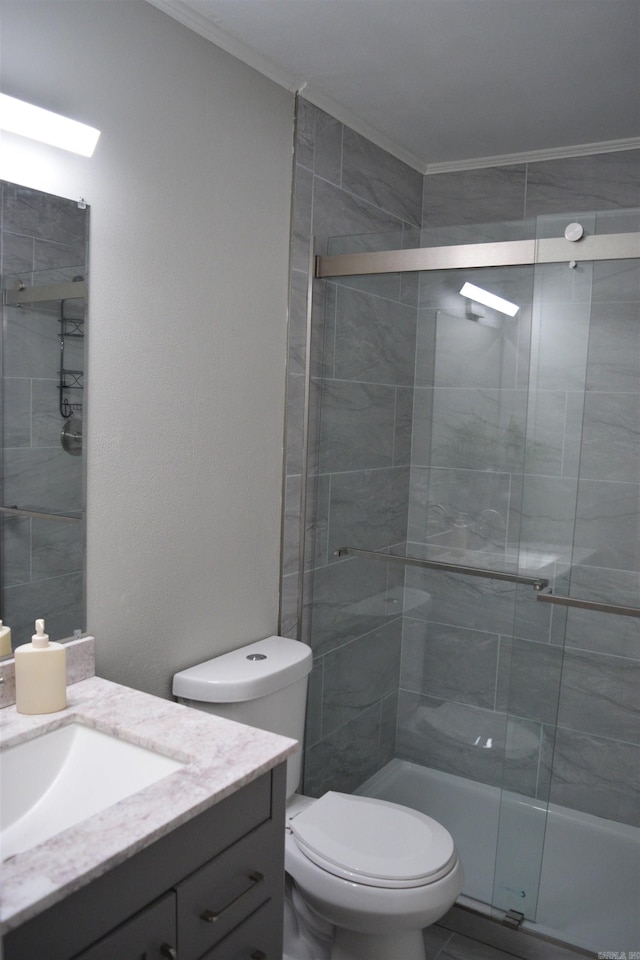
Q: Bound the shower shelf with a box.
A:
[334,547,640,617]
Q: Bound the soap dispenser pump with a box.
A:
[15,619,67,715]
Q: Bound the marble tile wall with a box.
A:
[1,182,87,647]
[281,99,423,794]
[283,97,638,824]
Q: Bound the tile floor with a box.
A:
[424,927,527,960]
[425,908,593,960]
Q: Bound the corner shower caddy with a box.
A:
[58,295,85,419]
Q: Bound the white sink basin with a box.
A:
[0,722,184,861]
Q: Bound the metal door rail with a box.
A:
[316,232,639,278]
[0,505,82,524]
[3,279,87,306]
[333,546,549,591]
[536,588,640,618]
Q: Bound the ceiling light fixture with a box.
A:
[460,281,519,317]
[0,94,100,157]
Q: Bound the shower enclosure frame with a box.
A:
[299,217,639,952]
[310,226,640,621]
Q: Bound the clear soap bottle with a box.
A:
[15,619,67,714]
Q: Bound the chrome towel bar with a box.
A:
[0,505,82,524]
[536,588,640,618]
[334,546,640,616]
[333,546,549,591]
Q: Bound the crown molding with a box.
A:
[145,0,303,92]
[300,86,428,174]
[145,1,639,177]
[424,137,640,174]
[146,0,429,172]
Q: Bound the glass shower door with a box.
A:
[306,211,638,950]
[492,210,640,949]
[410,247,546,917]
[490,236,593,924]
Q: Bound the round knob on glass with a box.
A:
[564,222,584,241]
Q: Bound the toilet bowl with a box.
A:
[173,636,463,960]
[284,792,463,960]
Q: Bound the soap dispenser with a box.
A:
[15,619,67,714]
[0,620,11,657]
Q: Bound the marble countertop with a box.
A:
[0,674,297,932]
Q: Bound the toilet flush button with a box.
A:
[247,654,267,660]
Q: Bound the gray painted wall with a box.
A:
[0,0,294,697]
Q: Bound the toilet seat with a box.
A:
[289,792,457,889]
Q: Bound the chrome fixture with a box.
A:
[564,222,584,241]
[333,546,549,592]
[316,232,639,278]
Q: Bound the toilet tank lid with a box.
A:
[172,636,312,702]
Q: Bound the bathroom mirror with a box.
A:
[0,181,88,656]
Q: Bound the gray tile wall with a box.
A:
[1,182,87,647]
[281,99,423,793]
[284,102,639,826]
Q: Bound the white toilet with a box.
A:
[173,636,463,960]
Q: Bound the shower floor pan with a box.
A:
[356,759,639,954]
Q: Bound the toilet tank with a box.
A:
[172,636,312,797]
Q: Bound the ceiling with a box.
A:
[148,0,640,172]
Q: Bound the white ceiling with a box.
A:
[148,0,640,172]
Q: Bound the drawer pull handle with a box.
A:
[159,944,178,959]
[200,871,264,923]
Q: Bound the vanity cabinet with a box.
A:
[69,893,177,960]
[4,764,286,960]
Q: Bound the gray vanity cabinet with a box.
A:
[68,893,177,960]
[4,764,286,960]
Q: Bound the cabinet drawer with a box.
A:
[200,899,282,960]
[178,820,278,960]
[71,892,177,960]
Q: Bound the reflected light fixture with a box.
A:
[460,281,519,317]
[0,94,100,157]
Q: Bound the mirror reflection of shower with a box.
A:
[58,291,86,456]
[0,181,89,652]
[460,281,520,328]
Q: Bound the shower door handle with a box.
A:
[536,588,640,618]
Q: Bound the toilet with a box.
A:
[173,636,463,960]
